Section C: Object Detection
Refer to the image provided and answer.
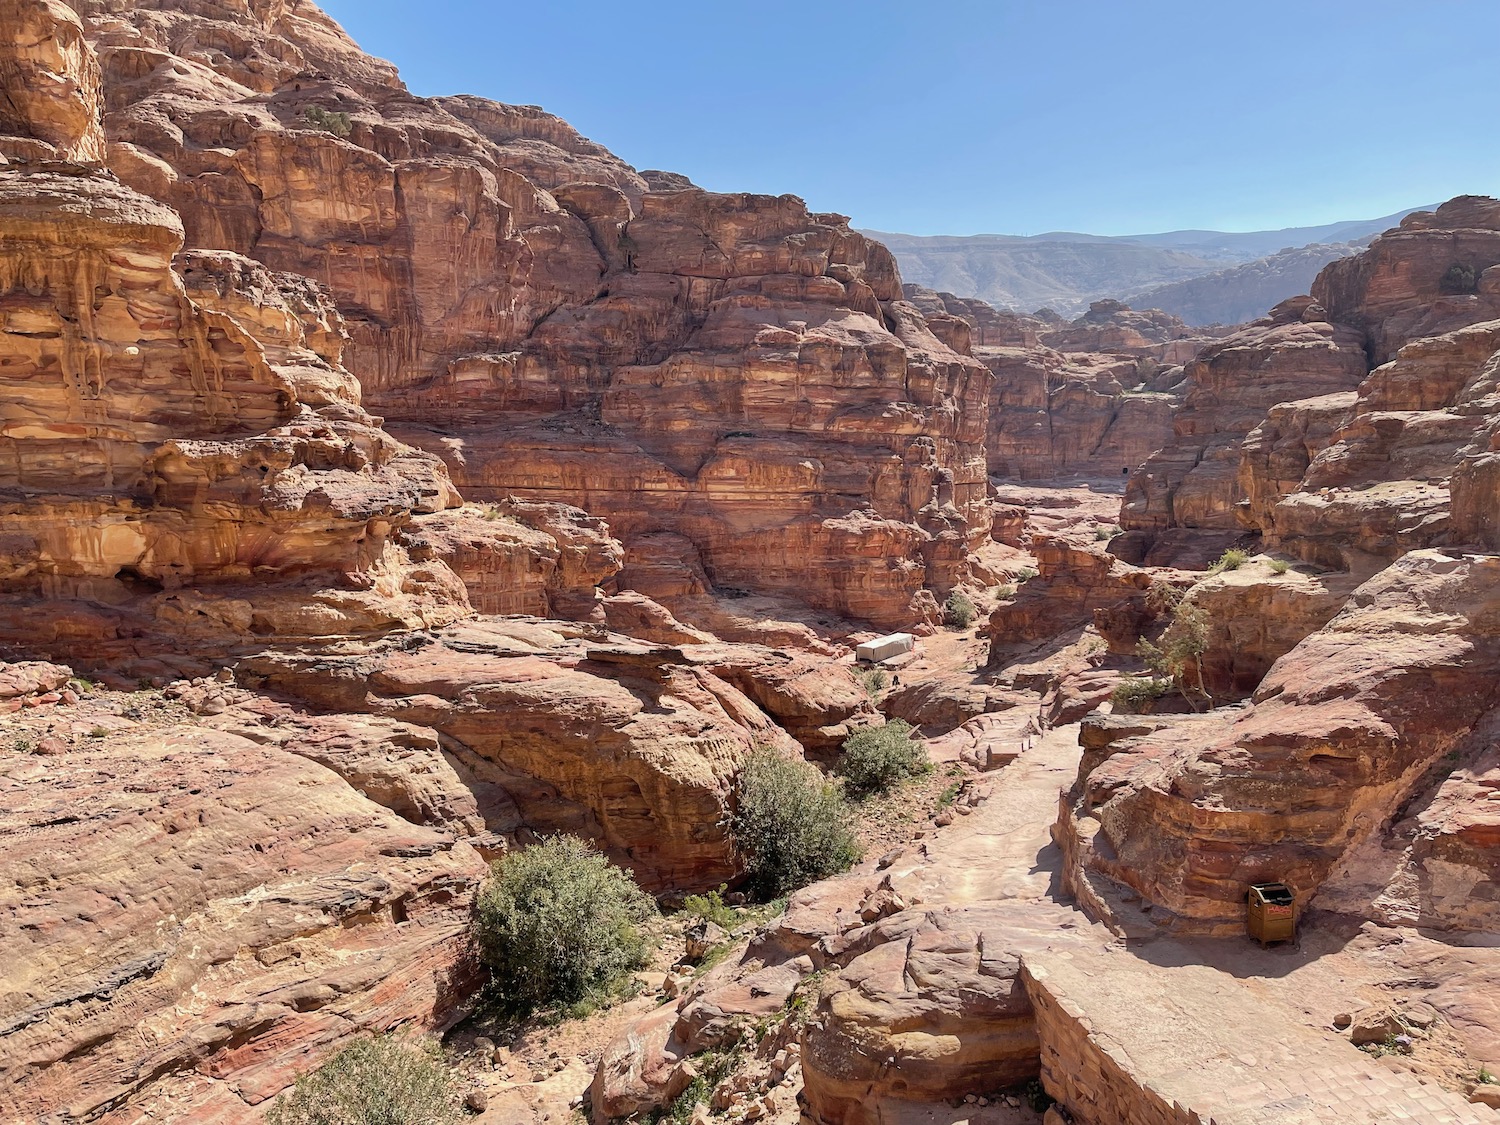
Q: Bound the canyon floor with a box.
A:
[10,483,1490,1125]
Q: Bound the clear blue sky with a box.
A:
[317,0,1500,237]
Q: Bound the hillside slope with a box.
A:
[1124,240,1370,326]
[868,207,1426,316]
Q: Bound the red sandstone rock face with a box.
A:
[65,0,992,629]
[0,162,481,654]
[1040,299,1200,357]
[0,720,487,1122]
[1120,301,1368,551]
[1114,201,1500,574]
[402,499,623,621]
[983,346,1176,480]
[240,619,875,890]
[1061,550,1500,934]
[902,283,1044,347]
[987,535,1184,653]
[0,0,107,163]
[1315,196,1500,365]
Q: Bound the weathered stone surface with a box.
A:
[241,620,872,890]
[1315,196,1500,365]
[1177,559,1360,701]
[0,158,482,663]
[983,345,1176,481]
[1061,550,1500,933]
[987,535,1184,654]
[71,1,994,629]
[0,722,486,1122]
[1122,303,1367,548]
[902,283,1044,347]
[1040,299,1201,357]
[799,906,1041,1125]
[401,499,622,621]
[0,0,107,163]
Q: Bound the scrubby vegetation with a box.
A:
[1095,523,1124,541]
[302,105,352,138]
[1269,558,1291,575]
[837,719,930,797]
[1016,566,1039,582]
[472,835,655,1020]
[1210,548,1249,572]
[943,590,977,629]
[682,885,737,930]
[266,1036,461,1125]
[1110,675,1170,713]
[1137,598,1211,710]
[856,666,888,698]
[732,748,861,900]
[1440,261,1478,295]
[650,1049,739,1123]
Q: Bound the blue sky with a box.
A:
[317,1,1500,237]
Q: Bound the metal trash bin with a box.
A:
[1247,882,1295,945]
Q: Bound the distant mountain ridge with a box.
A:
[866,206,1430,320]
[1122,240,1373,327]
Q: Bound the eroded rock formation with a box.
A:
[70,0,993,629]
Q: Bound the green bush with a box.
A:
[1016,566,1039,582]
[682,885,737,930]
[472,835,656,1020]
[1210,548,1248,572]
[266,1036,461,1125]
[1440,262,1478,295]
[1110,676,1170,713]
[303,105,352,138]
[837,719,930,797]
[732,748,861,900]
[1269,558,1291,575]
[943,591,977,629]
[1137,599,1212,710]
[857,667,888,697]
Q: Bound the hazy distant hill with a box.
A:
[1123,241,1371,326]
[865,206,1427,317]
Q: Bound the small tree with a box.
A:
[1440,262,1478,295]
[943,590,977,629]
[472,835,655,1020]
[837,719,930,797]
[1111,676,1170,714]
[266,1036,461,1125]
[1137,600,1211,710]
[303,106,353,138]
[732,748,861,900]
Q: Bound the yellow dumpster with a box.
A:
[1247,882,1295,945]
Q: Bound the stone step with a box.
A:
[1024,949,1496,1125]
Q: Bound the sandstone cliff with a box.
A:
[73,0,992,629]
[0,4,901,1118]
[1055,198,1500,951]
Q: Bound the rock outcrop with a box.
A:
[0,715,488,1122]
[71,0,994,629]
[0,0,106,163]
[1040,299,1200,359]
[1118,297,1368,561]
[1061,550,1500,933]
[983,346,1176,480]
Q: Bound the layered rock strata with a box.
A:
[72,0,994,629]
[1060,550,1500,933]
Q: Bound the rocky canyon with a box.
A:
[1,2,1499,1125]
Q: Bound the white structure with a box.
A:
[855,632,916,663]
